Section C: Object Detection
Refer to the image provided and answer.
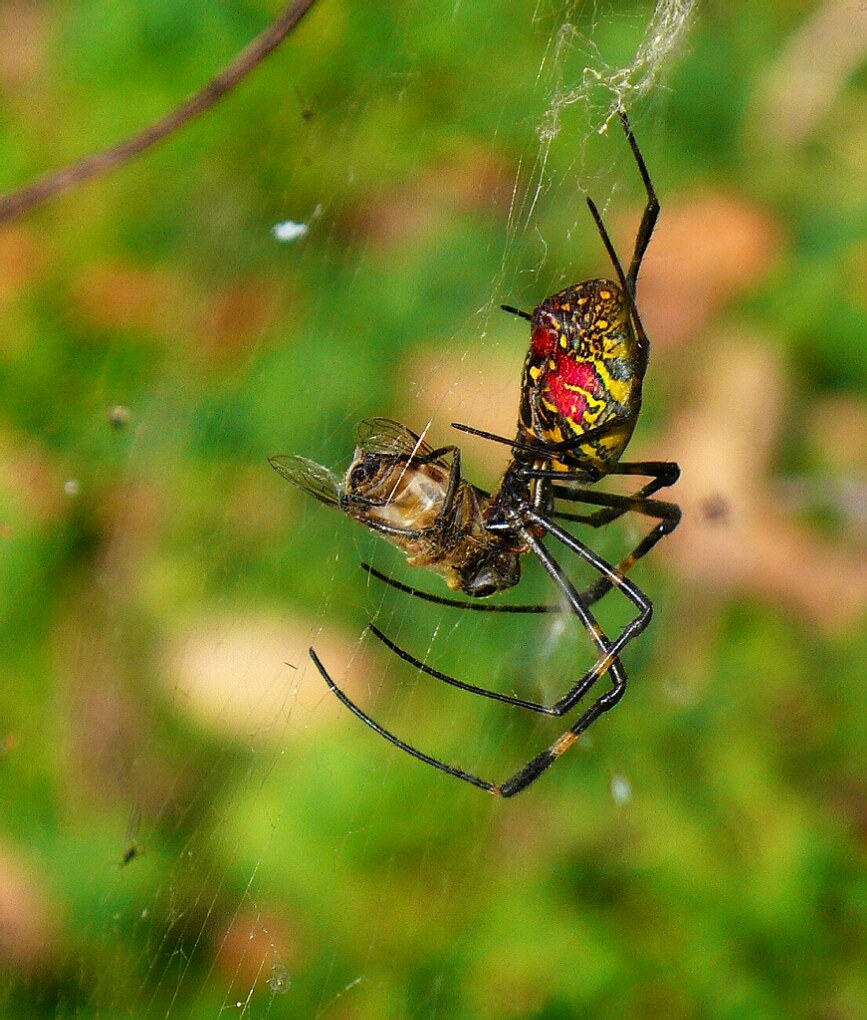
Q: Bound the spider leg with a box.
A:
[532,477,681,605]
[517,515,639,696]
[586,194,651,375]
[360,562,557,614]
[360,558,630,614]
[367,606,621,718]
[579,500,680,606]
[355,482,664,724]
[618,109,659,293]
[368,623,561,712]
[312,639,627,798]
[582,112,658,380]
[313,599,628,800]
[501,304,532,321]
[549,459,680,527]
[484,507,645,798]
[356,517,427,542]
[526,458,680,565]
[450,416,626,464]
[549,486,679,532]
[312,518,635,795]
[308,648,497,794]
[367,509,634,702]
[495,672,626,797]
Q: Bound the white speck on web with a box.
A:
[272,220,309,242]
[273,204,322,242]
[610,772,633,805]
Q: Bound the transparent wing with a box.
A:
[355,417,435,459]
[269,455,340,507]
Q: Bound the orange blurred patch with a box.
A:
[73,261,283,360]
[195,279,281,359]
[164,613,381,742]
[0,226,47,308]
[0,2,49,84]
[352,143,512,250]
[0,430,70,525]
[0,844,60,974]
[72,262,196,342]
[96,479,167,589]
[213,909,301,996]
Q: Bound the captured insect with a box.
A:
[271,110,680,797]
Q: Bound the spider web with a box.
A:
[0,2,698,1017]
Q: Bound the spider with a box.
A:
[271,110,680,797]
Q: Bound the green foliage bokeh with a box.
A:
[0,2,865,1018]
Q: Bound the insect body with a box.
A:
[272,110,680,797]
[270,418,520,598]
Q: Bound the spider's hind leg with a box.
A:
[309,636,628,798]
[356,509,641,726]
[496,664,627,797]
[308,647,498,794]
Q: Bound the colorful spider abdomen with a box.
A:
[520,278,645,472]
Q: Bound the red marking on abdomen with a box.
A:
[531,326,557,358]
[545,357,601,425]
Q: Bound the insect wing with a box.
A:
[269,455,341,507]
[355,418,435,460]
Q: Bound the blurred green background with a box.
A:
[1,0,866,1017]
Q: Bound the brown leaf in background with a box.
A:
[72,262,284,360]
[0,846,59,974]
[663,328,867,631]
[0,227,47,311]
[72,262,197,342]
[634,191,783,351]
[351,143,513,250]
[195,278,282,359]
[213,910,302,995]
[0,430,71,526]
[0,2,49,85]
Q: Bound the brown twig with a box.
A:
[0,0,319,225]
